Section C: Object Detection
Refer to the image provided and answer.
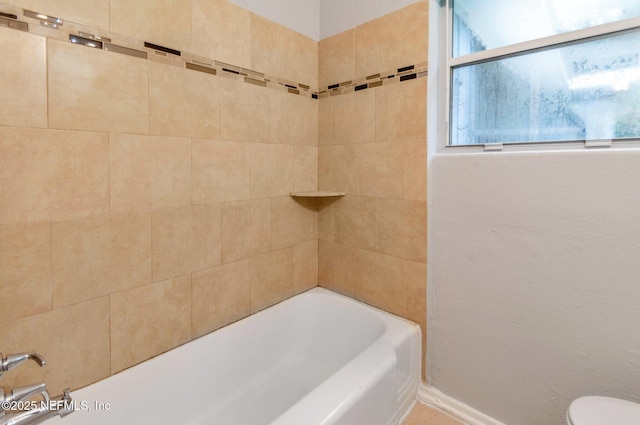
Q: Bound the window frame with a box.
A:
[438,0,640,152]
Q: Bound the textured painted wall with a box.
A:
[228,0,320,40]
[227,0,424,40]
[320,0,423,39]
[429,150,640,425]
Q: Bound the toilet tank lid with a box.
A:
[569,396,640,425]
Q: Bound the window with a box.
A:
[445,0,640,147]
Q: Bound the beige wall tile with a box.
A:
[322,205,426,317]
[251,14,318,87]
[271,197,318,250]
[376,199,427,263]
[402,1,430,66]
[110,134,191,213]
[0,222,51,324]
[149,61,220,139]
[319,29,356,89]
[152,136,192,209]
[192,0,251,68]
[2,0,109,29]
[294,145,318,192]
[109,134,152,213]
[52,213,152,308]
[250,247,293,313]
[334,196,377,252]
[221,199,271,264]
[48,40,149,134]
[318,199,335,242]
[376,78,427,143]
[318,240,356,298]
[110,0,192,52]
[333,89,375,144]
[0,298,110,395]
[0,28,47,128]
[152,205,221,281]
[354,142,403,198]
[314,2,429,324]
[111,275,191,373]
[403,259,427,326]
[248,143,294,198]
[192,259,251,338]
[294,240,318,294]
[0,127,108,225]
[318,145,357,194]
[355,248,404,316]
[271,90,318,145]
[319,97,335,146]
[403,140,428,201]
[356,8,404,77]
[192,139,250,204]
[220,78,271,142]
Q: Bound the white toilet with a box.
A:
[567,396,640,425]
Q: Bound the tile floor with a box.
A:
[402,402,463,425]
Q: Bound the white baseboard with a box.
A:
[417,384,507,425]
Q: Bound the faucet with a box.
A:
[0,389,73,425]
[0,354,46,379]
[0,384,51,425]
[0,352,74,425]
[1,383,50,404]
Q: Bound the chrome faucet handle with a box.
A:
[0,353,45,378]
[1,383,50,405]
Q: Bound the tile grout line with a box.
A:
[107,293,112,377]
[49,218,54,313]
[45,37,50,129]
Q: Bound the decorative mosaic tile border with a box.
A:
[319,62,428,98]
[0,2,320,99]
[0,2,427,101]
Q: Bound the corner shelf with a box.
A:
[289,191,346,198]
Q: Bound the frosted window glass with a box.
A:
[453,0,640,57]
[450,30,640,145]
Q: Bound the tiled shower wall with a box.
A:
[0,0,319,394]
[1,0,429,394]
[317,1,429,374]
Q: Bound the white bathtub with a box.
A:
[47,288,420,425]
